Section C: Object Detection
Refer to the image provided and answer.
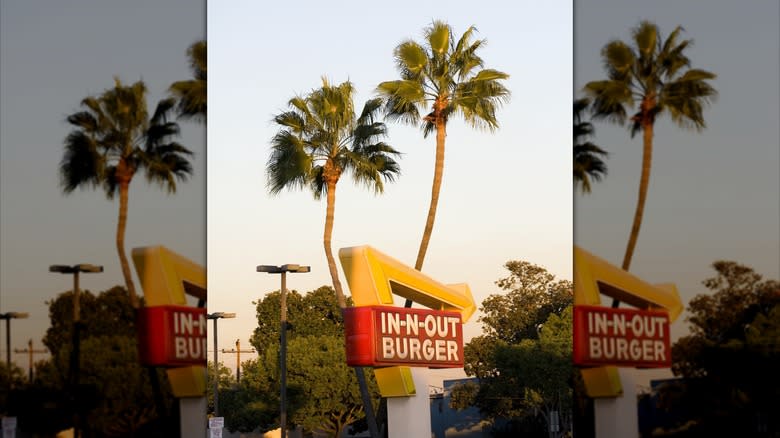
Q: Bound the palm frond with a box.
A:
[169,40,206,121]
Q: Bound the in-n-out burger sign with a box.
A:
[137,305,208,366]
[344,306,464,368]
[573,305,671,368]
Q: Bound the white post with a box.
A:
[179,396,207,438]
[386,368,431,438]
[594,368,638,438]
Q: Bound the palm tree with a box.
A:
[584,21,716,273]
[60,78,194,308]
[573,98,608,194]
[378,20,510,274]
[267,78,401,437]
[169,40,206,122]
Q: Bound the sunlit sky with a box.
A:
[208,0,573,381]
[0,0,205,366]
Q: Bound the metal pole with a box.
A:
[4,318,10,370]
[213,317,219,417]
[280,271,287,438]
[27,339,33,382]
[72,271,81,438]
[236,339,241,384]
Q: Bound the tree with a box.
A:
[573,98,608,194]
[583,21,717,272]
[659,261,780,435]
[377,20,510,273]
[219,358,279,434]
[59,79,194,308]
[456,261,573,436]
[207,360,234,415]
[30,286,177,436]
[285,335,378,436]
[266,78,400,436]
[169,40,207,122]
[233,287,379,436]
[480,260,573,343]
[267,78,400,309]
[250,286,347,355]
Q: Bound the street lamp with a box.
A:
[257,264,310,438]
[206,311,235,417]
[0,312,29,370]
[49,263,102,438]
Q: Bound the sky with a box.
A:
[0,0,205,366]
[574,0,779,385]
[208,0,573,383]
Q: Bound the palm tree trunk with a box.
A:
[324,180,347,309]
[615,123,654,307]
[414,118,446,272]
[116,180,139,309]
[323,178,379,438]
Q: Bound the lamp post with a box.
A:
[49,263,102,438]
[0,312,29,371]
[206,311,235,417]
[257,264,310,438]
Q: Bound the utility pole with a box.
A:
[14,339,47,382]
[221,339,255,383]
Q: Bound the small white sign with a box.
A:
[209,429,222,438]
[208,417,224,429]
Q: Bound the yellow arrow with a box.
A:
[132,245,206,398]
[574,246,683,397]
[339,245,476,396]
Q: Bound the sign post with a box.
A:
[339,245,476,438]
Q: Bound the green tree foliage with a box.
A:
[219,358,279,434]
[59,79,194,307]
[29,286,177,436]
[169,40,207,122]
[657,261,780,436]
[378,20,510,272]
[207,360,234,415]
[230,287,378,436]
[480,260,573,343]
[455,261,573,435]
[584,21,717,271]
[573,98,608,194]
[250,286,347,355]
[285,335,377,436]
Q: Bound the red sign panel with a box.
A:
[343,306,464,368]
[573,305,671,368]
[137,305,207,366]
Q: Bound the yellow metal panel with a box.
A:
[338,245,476,397]
[132,245,207,398]
[167,366,207,398]
[338,246,476,321]
[580,366,623,398]
[131,246,206,306]
[574,246,683,320]
[574,246,683,398]
[374,366,416,397]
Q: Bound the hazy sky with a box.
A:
[574,0,779,342]
[0,0,205,366]
[208,0,573,381]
